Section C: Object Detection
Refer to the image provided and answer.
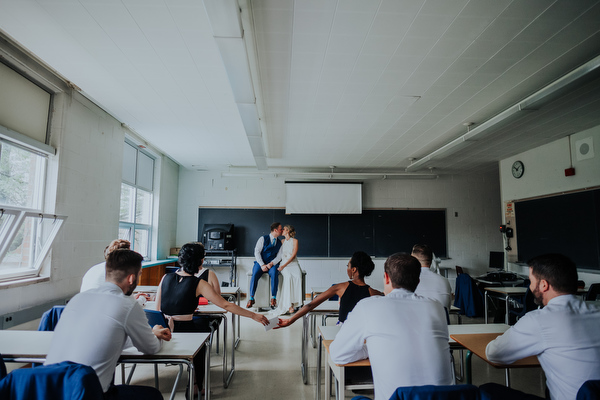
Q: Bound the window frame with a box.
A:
[118,140,156,260]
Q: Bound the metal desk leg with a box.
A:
[505,295,510,325]
[203,342,210,400]
[316,333,322,400]
[484,290,489,324]
[466,350,472,385]
[236,291,241,348]
[310,314,317,348]
[224,312,235,388]
[301,314,308,384]
[505,368,511,387]
[325,355,331,399]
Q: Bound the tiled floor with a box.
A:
[9,312,546,399]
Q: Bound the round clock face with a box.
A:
[512,161,524,179]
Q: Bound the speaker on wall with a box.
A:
[575,137,594,161]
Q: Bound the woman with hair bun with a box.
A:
[155,242,269,396]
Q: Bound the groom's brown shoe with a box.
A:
[246,299,255,308]
[270,298,277,309]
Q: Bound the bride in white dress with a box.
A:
[277,225,303,315]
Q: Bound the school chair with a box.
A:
[577,380,600,400]
[0,354,7,380]
[585,283,600,301]
[0,361,104,400]
[389,384,480,399]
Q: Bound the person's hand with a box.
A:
[152,325,172,341]
[135,293,150,300]
[253,313,270,326]
[274,318,291,329]
[261,264,269,272]
[277,265,284,272]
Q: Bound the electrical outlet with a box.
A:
[2,313,15,329]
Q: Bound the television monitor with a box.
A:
[489,251,505,270]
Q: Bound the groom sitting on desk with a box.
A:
[247,222,284,309]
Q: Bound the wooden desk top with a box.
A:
[450,333,539,368]
[323,339,371,367]
[309,301,340,313]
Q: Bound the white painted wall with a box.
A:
[0,92,180,316]
[500,124,600,283]
[176,170,503,293]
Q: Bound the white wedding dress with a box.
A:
[276,238,303,314]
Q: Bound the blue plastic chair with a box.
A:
[0,361,103,400]
[577,380,600,400]
[390,384,480,400]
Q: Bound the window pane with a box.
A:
[136,151,154,191]
[119,183,135,223]
[135,189,152,224]
[0,213,64,274]
[0,141,45,209]
[119,226,132,242]
[134,228,149,259]
[122,142,137,185]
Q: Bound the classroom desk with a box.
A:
[484,287,528,325]
[0,330,210,400]
[220,286,241,348]
[195,303,235,388]
[323,338,373,400]
[301,301,339,384]
[450,332,540,386]
[314,324,509,400]
[484,287,588,324]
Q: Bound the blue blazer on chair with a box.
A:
[38,305,66,331]
[0,361,104,400]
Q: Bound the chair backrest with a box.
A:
[0,353,7,380]
[586,283,600,301]
[38,306,66,331]
[455,266,464,275]
[577,380,600,400]
[144,309,168,327]
[0,361,103,400]
[390,384,480,400]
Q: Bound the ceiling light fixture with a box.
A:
[405,54,600,172]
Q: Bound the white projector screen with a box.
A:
[285,182,362,214]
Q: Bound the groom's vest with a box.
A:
[260,234,282,264]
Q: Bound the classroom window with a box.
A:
[118,141,154,260]
[0,139,66,281]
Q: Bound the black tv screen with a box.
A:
[489,251,505,270]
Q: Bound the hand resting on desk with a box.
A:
[152,325,172,341]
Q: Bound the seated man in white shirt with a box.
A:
[46,250,172,400]
[483,253,600,400]
[412,244,452,311]
[330,253,454,400]
[80,239,130,292]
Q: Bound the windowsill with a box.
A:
[0,275,50,289]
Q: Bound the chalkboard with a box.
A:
[198,208,447,258]
[515,188,600,270]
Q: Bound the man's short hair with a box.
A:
[528,253,578,295]
[103,239,131,260]
[384,253,421,292]
[411,244,433,265]
[105,250,143,282]
[270,222,281,232]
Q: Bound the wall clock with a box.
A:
[511,160,524,179]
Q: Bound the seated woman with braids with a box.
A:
[276,250,383,328]
[155,242,269,395]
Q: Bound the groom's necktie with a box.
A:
[271,238,276,247]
